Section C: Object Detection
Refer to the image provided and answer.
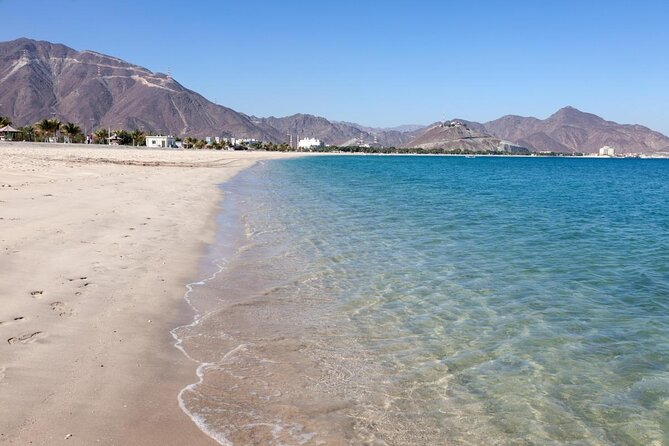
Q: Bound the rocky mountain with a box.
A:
[407,121,529,153]
[254,114,416,147]
[0,38,420,145]
[1,38,667,153]
[257,114,366,146]
[0,38,284,140]
[481,107,669,153]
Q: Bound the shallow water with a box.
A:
[175,156,669,445]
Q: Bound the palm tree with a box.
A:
[50,119,61,141]
[0,116,12,127]
[93,128,109,144]
[114,129,132,145]
[36,119,61,142]
[61,122,81,143]
[19,125,35,142]
[130,129,145,146]
[36,119,51,141]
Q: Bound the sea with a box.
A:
[172,156,669,445]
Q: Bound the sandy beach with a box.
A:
[0,143,301,445]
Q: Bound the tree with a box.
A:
[93,128,109,144]
[36,119,61,141]
[61,122,82,143]
[113,129,132,145]
[19,125,34,142]
[130,129,145,146]
[50,119,61,140]
[0,116,12,127]
[183,137,198,149]
[36,119,52,141]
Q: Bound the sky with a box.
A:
[1,0,668,133]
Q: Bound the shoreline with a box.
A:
[0,143,303,445]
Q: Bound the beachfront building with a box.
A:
[223,137,258,146]
[0,125,20,141]
[146,135,176,148]
[298,137,324,150]
[599,146,616,156]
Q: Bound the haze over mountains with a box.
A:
[1,38,668,153]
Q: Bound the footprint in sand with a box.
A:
[7,331,45,345]
[50,302,74,317]
[65,277,91,289]
[30,290,44,298]
[0,316,26,327]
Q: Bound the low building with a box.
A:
[146,135,176,148]
[0,125,20,141]
[599,146,616,156]
[298,137,324,150]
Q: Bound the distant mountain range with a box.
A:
[1,38,668,153]
[475,107,669,153]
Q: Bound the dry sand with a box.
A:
[0,143,303,445]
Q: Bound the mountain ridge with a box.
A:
[1,38,668,153]
[0,38,284,141]
[480,107,669,153]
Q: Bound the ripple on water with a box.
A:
[177,157,669,445]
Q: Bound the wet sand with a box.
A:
[0,143,302,445]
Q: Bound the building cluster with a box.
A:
[598,146,616,157]
[297,137,324,150]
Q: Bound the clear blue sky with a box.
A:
[1,0,668,133]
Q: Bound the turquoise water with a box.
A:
[179,156,669,445]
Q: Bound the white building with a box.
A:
[599,146,616,157]
[223,138,258,146]
[298,137,324,150]
[146,135,176,148]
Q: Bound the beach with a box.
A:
[0,143,299,445]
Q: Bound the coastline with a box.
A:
[0,143,302,445]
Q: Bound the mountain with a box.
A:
[257,114,369,146]
[482,107,669,153]
[1,39,667,153]
[407,121,529,153]
[0,38,283,140]
[254,114,418,147]
[0,38,420,146]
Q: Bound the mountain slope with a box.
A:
[0,38,283,140]
[482,107,669,153]
[2,39,667,153]
[407,122,529,153]
[256,114,416,147]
